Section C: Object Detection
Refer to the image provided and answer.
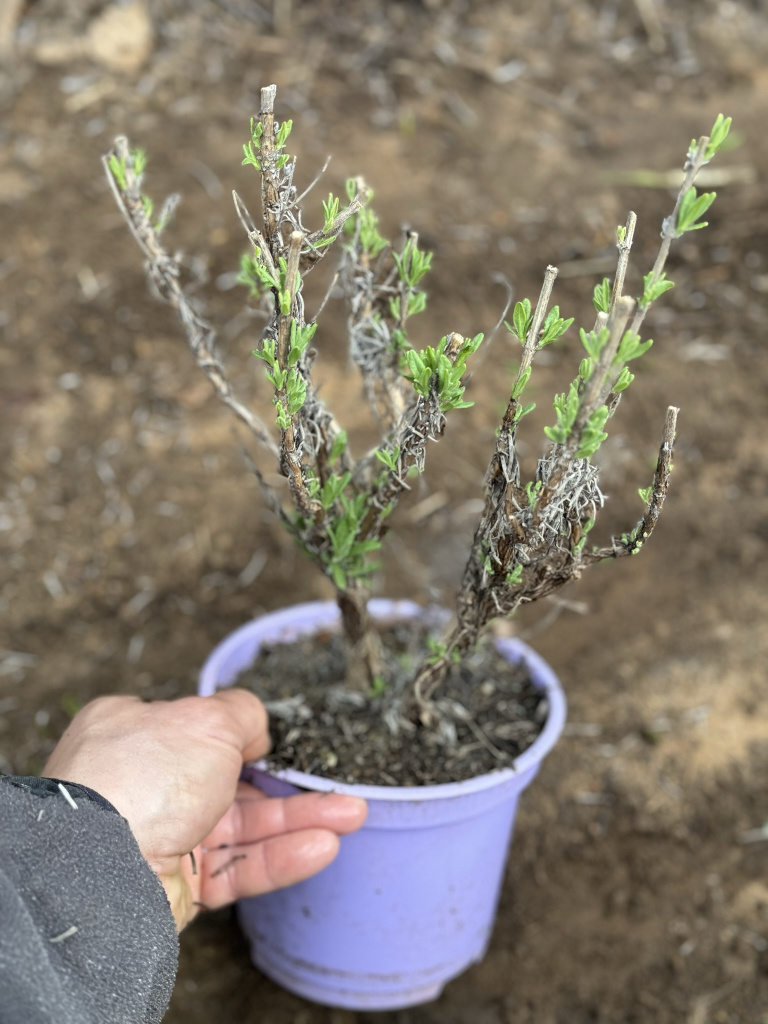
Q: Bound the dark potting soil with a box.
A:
[234,621,548,786]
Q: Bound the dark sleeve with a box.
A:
[0,775,179,1024]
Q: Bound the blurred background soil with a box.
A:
[1,1,768,1022]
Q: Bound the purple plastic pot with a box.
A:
[199,599,566,1010]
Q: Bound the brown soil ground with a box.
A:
[2,2,768,1022]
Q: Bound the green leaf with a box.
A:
[638,485,653,503]
[574,519,594,554]
[508,298,532,343]
[525,480,542,506]
[676,186,716,234]
[287,320,317,365]
[580,327,609,360]
[131,148,147,177]
[329,430,347,462]
[275,119,293,149]
[266,367,287,390]
[543,424,566,444]
[330,563,347,589]
[505,565,523,585]
[285,368,307,414]
[253,338,277,366]
[358,207,388,256]
[370,676,387,698]
[375,445,400,471]
[512,366,532,400]
[705,114,732,160]
[612,366,634,393]
[275,402,290,430]
[393,237,433,288]
[108,153,127,190]
[578,357,594,381]
[616,331,653,363]
[322,193,339,234]
[575,407,610,459]
[407,291,427,318]
[593,278,611,314]
[640,271,675,307]
[241,141,262,170]
[238,252,280,293]
[513,401,535,422]
[539,306,574,347]
[320,472,351,509]
[249,118,264,145]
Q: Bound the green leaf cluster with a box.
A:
[544,381,580,445]
[393,236,432,288]
[426,638,448,665]
[544,378,608,457]
[108,147,146,190]
[578,326,609,379]
[242,116,293,172]
[375,445,401,471]
[705,113,732,161]
[615,330,653,364]
[253,336,307,426]
[640,270,675,307]
[539,306,573,346]
[108,153,128,189]
[322,193,339,235]
[322,491,382,588]
[287,320,317,365]
[575,407,610,459]
[505,300,571,347]
[238,251,280,295]
[676,187,716,234]
[404,334,483,411]
[344,179,388,256]
[313,471,351,509]
[612,366,634,393]
[593,278,611,314]
[241,119,264,170]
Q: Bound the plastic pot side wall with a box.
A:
[198,600,567,1010]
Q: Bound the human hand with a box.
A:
[44,690,367,930]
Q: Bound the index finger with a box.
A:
[207,687,271,763]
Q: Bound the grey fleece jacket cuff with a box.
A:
[0,775,179,1024]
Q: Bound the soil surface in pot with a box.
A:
[235,621,546,785]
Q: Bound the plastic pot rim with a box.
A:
[199,598,567,804]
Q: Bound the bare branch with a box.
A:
[103,146,279,462]
[610,211,637,314]
[586,405,679,562]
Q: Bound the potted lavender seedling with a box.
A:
[104,91,731,1009]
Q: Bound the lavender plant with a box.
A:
[104,90,731,724]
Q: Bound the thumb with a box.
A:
[207,688,271,763]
